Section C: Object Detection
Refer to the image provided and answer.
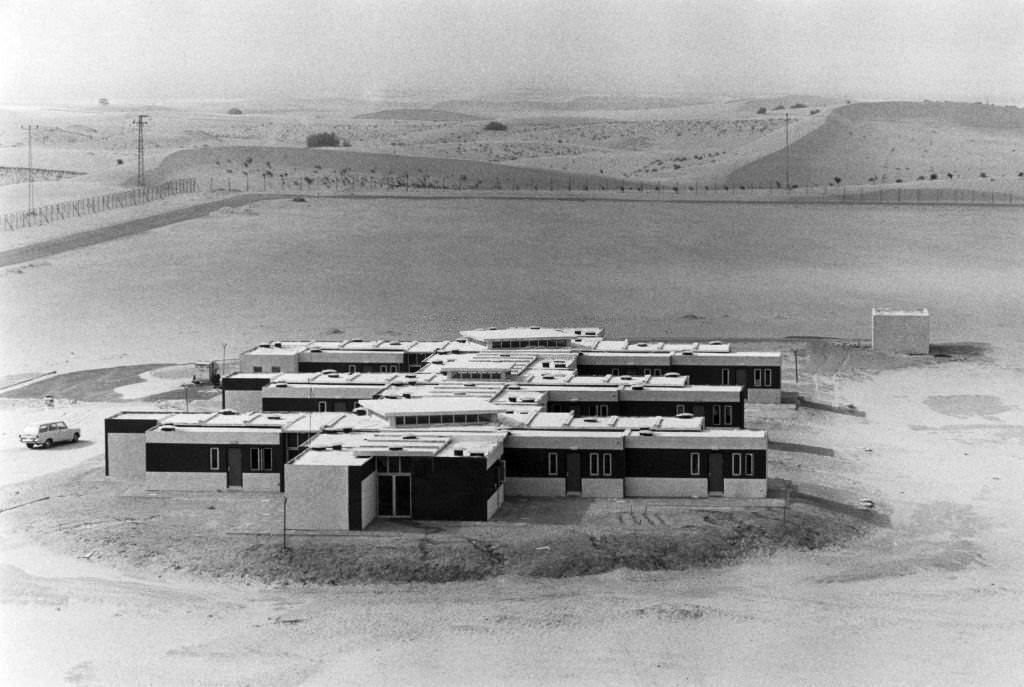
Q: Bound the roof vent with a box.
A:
[310,348,322,353]
[342,427,353,433]
[159,426,176,431]
[267,415,282,420]
[326,373,340,378]
[222,409,238,415]
[632,385,645,391]
[583,418,598,423]
[621,376,633,380]
[312,445,328,451]
[321,369,337,374]
[274,342,283,348]
[530,325,540,330]
[682,351,693,356]
[665,372,681,377]
[709,340,724,345]
[403,435,417,440]
[274,383,288,388]
[354,409,367,416]
[676,412,695,419]
[351,339,364,342]
[454,448,464,456]
[638,430,654,436]
[389,446,403,451]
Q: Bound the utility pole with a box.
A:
[21,125,39,213]
[132,115,150,186]
[786,112,794,192]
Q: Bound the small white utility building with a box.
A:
[872,307,930,354]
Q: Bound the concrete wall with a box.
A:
[873,311,930,354]
[582,478,623,498]
[486,484,505,519]
[724,479,767,498]
[107,433,147,481]
[360,470,377,531]
[223,389,263,413]
[624,477,707,498]
[243,473,281,492]
[285,464,350,531]
[145,472,225,491]
[747,388,782,404]
[505,477,565,497]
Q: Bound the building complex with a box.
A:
[106,327,782,531]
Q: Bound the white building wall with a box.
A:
[873,310,930,354]
[581,478,624,498]
[107,434,147,481]
[724,479,767,498]
[505,477,565,497]
[243,473,281,492]
[486,484,505,519]
[285,464,351,531]
[624,477,707,498]
[360,471,377,531]
[747,388,782,404]
[146,472,225,491]
[223,389,264,413]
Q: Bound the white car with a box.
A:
[19,421,80,449]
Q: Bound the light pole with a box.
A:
[221,343,227,386]
[21,125,39,213]
[182,383,192,412]
[784,113,791,192]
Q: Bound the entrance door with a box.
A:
[378,474,412,517]
[227,448,243,488]
[708,453,724,496]
[566,452,582,495]
[736,369,747,387]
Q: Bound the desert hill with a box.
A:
[726,101,1024,189]
[148,145,623,192]
[354,109,481,122]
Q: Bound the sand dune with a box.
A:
[726,101,1024,189]
[354,109,482,121]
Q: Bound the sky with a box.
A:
[2,0,1023,105]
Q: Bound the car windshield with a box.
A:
[22,425,41,434]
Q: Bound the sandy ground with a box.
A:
[2,345,1024,685]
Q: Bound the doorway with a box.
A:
[708,453,724,495]
[566,452,582,495]
[227,448,243,488]
[378,474,412,517]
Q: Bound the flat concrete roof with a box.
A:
[873,307,930,316]
[461,326,602,341]
[359,397,504,417]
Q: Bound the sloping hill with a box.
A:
[148,146,625,191]
[726,101,1024,189]
[354,109,482,121]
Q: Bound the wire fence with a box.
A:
[208,171,1023,206]
[2,178,199,230]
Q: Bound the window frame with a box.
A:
[753,368,763,387]
[711,404,722,425]
[763,368,773,387]
[723,405,733,426]
[744,453,755,476]
[721,368,731,385]
[588,452,600,476]
[209,447,220,471]
[602,452,613,476]
[731,452,742,476]
[547,452,560,476]
[689,452,700,476]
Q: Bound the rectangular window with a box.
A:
[429,415,441,424]
[690,452,700,476]
[652,368,662,376]
[711,405,721,425]
[396,416,407,426]
[589,452,600,476]
[209,447,220,471]
[271,366,281,373]
[547,452,559,476]
[379,365,388,372]
[753,368,763,387]
[745,453,755,476]
[250,448,260,471]
[610,368,619,376]
[348,364,358,374]
[764,369,773,387]
[317,400,327,412]
[721,368,731,385]
[443,415,454,424]
[597,404,609,417]
[723,405,733,426]
[252,366,263,373]
[731,452,742,476]
[602,453,613,476]
[643,368,651,376]
[676,404,687,415]
[261,448,272,472]
[389,365,400,373]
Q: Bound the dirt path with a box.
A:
[0,194,288,267]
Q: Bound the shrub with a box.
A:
[809,108,820,115]
[98,97,109,106]
[772,104,785,111]
[484,121,507,131]
[791,103,807,109]
[306,132,340,147]
[756,107,767,115]
[227,107,243,115]
[979,171,987,178]
[930,173,938,180]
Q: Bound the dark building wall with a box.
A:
[346,459,376,530]
[223,377,273,391]
[576,363,781,389]
[624,449,766,479]
[262,397,357,412]
[503,448,624,478]
[147,442,281,475]
[298,362,403,373]
[411,457,489,521]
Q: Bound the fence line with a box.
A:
[2,178,199,230]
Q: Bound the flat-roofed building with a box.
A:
[872,307,930,354]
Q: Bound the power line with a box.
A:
[20,125,39,213]
[132,114,149,185]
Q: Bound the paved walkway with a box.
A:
[0,193,288,268]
